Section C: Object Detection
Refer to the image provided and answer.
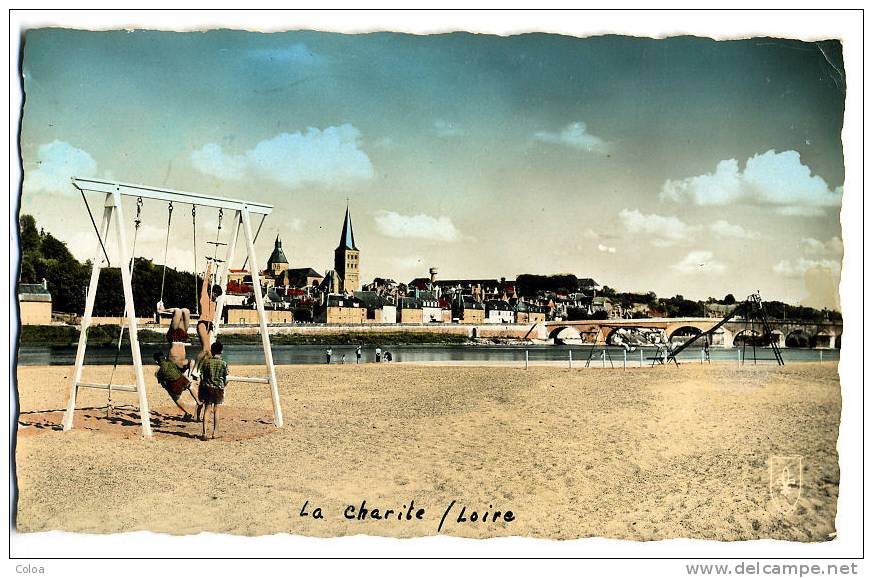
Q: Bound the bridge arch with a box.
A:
[664,320,716,340]
[733,329,767,347]
[785,330,811,348]
[667,325,704,344]
[548,326,582,343]
[604,327,646,347]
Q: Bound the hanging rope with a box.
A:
[159,201,174,303]
[79,189,111,266]
[212,208,224,262]
[192,205,199,315]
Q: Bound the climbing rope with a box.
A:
[212,208,224,263]
[193,205,199,315]
[159,201,174,303]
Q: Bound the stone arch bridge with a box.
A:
[544,317,843,349]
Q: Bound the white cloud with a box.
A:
[190,143,247,180]
[191,124,374,189]
[709,219,762,240]
[534,121,609,154]
[24,140,97,195]
[433,119,465,138]
[661,150,842,215]
[374,211,460,242]
[618,208,698,247]
[773,258,841,278]
[777,206,829,217]
[597,243,616,254]
[671,250,727,275]
[801,236,843,256]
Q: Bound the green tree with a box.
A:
[515,273,580,296]
[40,233,75,262]
[17,214,201,316]
[19,214,40,253]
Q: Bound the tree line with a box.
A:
[18,214,199,317]
[515,273,840,322]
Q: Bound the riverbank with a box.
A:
[17,324,474,346]
[15,362,839,540]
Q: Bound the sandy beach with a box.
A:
[14,362,840,541]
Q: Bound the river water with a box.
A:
[16,343,840,366]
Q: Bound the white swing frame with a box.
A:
[63,178,283,437]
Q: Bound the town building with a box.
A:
[578,278,602,294]
[316,294,366,324]
[354,291,397,324]
[515,301,548,324]
[485,300,515,324]
[225,308,294,324]
[18,280,52,325]
[416,290,442,323]
[363,277,399,296]
[334,206,360,294]
[397,296,424,324]
[454,298,485,324]
[589,296,614,316]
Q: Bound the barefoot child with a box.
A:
[153,351,199,419]
[195,260,223,373]
[156,305,195,375]
[199,341,228,440]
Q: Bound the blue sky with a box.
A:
[20,29,845,307]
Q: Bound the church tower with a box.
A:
[267,235,289,277]
[334,206,360,293]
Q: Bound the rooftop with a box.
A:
[18,282,51,302]
[267,235,288,265]
[337,206,358,251]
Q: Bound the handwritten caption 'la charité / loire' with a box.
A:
[299,499,515,533]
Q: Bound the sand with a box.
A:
[14,362,840,541]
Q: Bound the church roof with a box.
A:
[268,235,288,265]
[337,206,358,251]
[278,267,324,287]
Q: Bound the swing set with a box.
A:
[63,177,283,437]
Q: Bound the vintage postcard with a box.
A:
[10,10,861,566]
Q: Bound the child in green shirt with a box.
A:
[153,351,198,420]
[199,341,229,440]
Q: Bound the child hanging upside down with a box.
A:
[199,341,228,440]
[195,260,223,372]
[153,351,200,420]
[156,304,195,376]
